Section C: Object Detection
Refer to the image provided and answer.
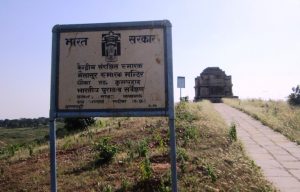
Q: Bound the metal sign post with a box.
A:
[49,118,57,191]
[177,76,185,101]
[50,20,177,192]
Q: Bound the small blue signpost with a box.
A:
[177,76,185,100]
[50,20,177,191]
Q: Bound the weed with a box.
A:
[124,139,133,149]
[127,149,135,162]
[206,164,217,183]
[272,107,278,116]
[96,118,106,128]
[94,137,118,165]
[229,123,237,142]
[155,119,164,128]
[62,138,72,150]
[175,102,197,123]
[159,182,171,192]
[140,157,152,181]
[120,178,130,191]
[118,121,121,129]
[252,114,259,120]
[250,160,256,168]
[85,129,94,140]
[124,139,135,162]
[183,126,198,146]
[137,139,149,157]
[0,167,4,177]
[159,173,171,192]
[154,133,166,152]
[28,144,33,157]
[177,148,189,162]
[177,148,189,174]
[7,144,20,157]
[103,185,113,192]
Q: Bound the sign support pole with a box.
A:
[169,117,177,192]
[180,88,182,101]
[166,21,177,192]
[50,24,58,192]
[49,118,57,192]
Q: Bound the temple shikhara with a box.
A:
[194,67,237,102]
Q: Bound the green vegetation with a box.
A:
[137,139,149,158]
[0,101,275,191]
[140,157,153,181]
[64,117,95,132]
[0,126,48,146]
[205,163,217,183]
[228,123,237,142]
[288,85,300,106]
[93,137,118,165]
[223,98,300,144]
[0,117,49,128]
[0,121,67,159]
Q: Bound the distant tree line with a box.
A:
[0,117,94,130]
[0,118,63,128]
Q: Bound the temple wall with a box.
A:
[194,67,236,101]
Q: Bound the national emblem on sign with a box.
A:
[101,31,121,62]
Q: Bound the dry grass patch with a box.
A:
[223,98,300,144]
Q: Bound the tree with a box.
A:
[288,85,300,106]
[64,117,95,132]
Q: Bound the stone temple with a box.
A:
[194,67,237,102]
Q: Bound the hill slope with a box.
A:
[0,101,275,191]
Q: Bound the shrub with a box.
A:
[288,85,300,106]
[64,117,95,132]
[94,137,117,165]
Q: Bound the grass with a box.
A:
[0,101,276,191]
[0,122,67,160]
[0,126,48,147]
[223,98,300,144]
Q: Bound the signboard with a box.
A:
[177,76,185,88]
[50,20,177,192]
[50,20,173,117]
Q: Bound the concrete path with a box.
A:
[213,103,300,192]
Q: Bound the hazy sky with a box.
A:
[0,0,299,119]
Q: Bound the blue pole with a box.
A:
[164,20,178,192]
[50,25,59,192]
[169,117,177,192]
[49,118,57,192]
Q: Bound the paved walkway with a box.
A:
[213,103,300,192]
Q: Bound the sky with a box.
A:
[0,0,299,119]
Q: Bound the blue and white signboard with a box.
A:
[177,76,185,88]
